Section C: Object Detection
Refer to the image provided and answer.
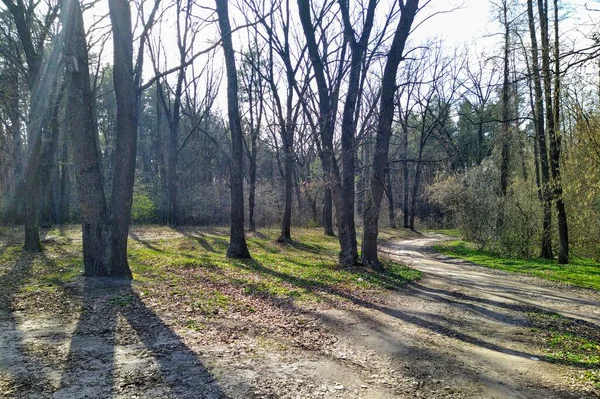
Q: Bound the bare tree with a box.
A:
[362,0,420,269]
[215,0,250,259]
[2,0,59,250]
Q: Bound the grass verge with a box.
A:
[433,240,600,291]
[527,310,600,387]
[0,227,420,315]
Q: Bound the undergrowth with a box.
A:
[434,240,600,291]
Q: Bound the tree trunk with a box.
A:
[386,165,396,228]
[108,0,137,279]
[409,146,424,230]
[57,131,69,226]
[551,0,568,264]
[62,0,111,276]
[527,0,553,259]
[498,0,511,232]
[537,0,568,263]
[362,0,419,268]
[322,187,335,236]
[279,127,293,241]
[248,135,257,232]
[402,125,410,228]
[216,0,250,259]
[298,0,376,267]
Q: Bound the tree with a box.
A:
[526,0,553,259]
[2,0,59,250]
[362,0,420,268]
[297,0,377,267]
[62,0,111,276]
[215,0,251,259]
[107,0,139,278]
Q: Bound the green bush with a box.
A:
[131,188,158,224]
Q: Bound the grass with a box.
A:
[127,227,421,304]
[527,311,600,387]
[424,228,461,238]
[434,240,600,291]
[0,227,420,315]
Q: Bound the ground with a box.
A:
[1,227,599,398]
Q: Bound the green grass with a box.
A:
[424,228,461,238]
[0,227,419,315]
[127,228,421,304]
[527,311,600,387]
[434,240,600,291]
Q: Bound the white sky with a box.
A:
[82,0,600,110]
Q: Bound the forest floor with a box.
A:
[1,227,599,398]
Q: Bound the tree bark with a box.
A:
[322,187,335,236]
[527,0,553,259]
[248,134,257,232]
[108,0,137,278]
[215,0,250,259]
[401,122,410,228]
[551,0,568,264]
[362,0,419,268]
[62,0,111,276]
[498,0,511,232]
[386,165,396,229]
[297,0,376,266]
[3,0,58,250]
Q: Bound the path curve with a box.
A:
[315,234,600,399]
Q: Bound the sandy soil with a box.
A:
[1,233,599,398]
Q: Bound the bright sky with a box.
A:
[82,0,600,110]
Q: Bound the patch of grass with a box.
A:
[527,311,600,386]
[185,319,206,331]
[434,240,600,291]
[1,227,420,315]
[108,294,134,307]
[127,228,421,303]
[547,332,600,366]
[583,370,600,388]
[425,228,461,238]
[192,291,230,315]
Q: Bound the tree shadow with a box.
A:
[0,249,61,397]
[129,231,165,253]
[57,278,226,398]
[230,257,594,370]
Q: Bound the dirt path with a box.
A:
[2,233,600,398]
[309,235,600,398]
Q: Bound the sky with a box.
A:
[82,0,600,111]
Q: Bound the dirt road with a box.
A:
[309,235,600,398]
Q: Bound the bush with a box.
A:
[428,162,541,257]
[131,187,158,224]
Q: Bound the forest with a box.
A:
[1,0,600,398]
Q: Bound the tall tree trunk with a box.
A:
[248,135,257,232]
[538,0,568,263]
[322,186,335,236]
[409,145,424,230]
[362,0,419,268]
[386,165,396,228]
[527,0,553,259]
[551,0,568,264]
[298,0,376,266]
[57,130,70,226]
[108,0,137,279]
[498,0,511,232]
[279,127,293,241]
[401,123,410,228]
[41,85,61,225]
[62,0,111,276]
[216,0,250,259]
